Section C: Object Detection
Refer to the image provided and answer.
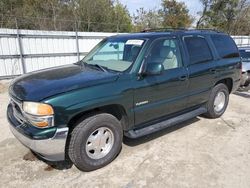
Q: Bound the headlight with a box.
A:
[23,102,54,116]
[22,102,54,128]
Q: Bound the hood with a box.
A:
[9,64,119,101]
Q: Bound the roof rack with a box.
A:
[141,27,186,32]
[141,27,221,33]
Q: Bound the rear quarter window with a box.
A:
[211,35,239,59]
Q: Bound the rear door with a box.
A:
[183,35,218,107]
[134,37,189,126]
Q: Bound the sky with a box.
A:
[119,0,203,18]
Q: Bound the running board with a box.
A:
[125,107,207,139]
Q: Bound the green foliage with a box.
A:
[74,0,113,31]
[133,8,162,32]
[0,0,132,32]
[133,0,193,31]
[112,1,132,32]
[0,0,24,28]
[160,0,193,28]
[197,0,250,35]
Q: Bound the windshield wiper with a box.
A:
[91,64,108,72]
[79,61,108,72]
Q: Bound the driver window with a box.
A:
[147,38,183,70]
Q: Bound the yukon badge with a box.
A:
[135,101,149,106]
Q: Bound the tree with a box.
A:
[197,0,250,35]
[0,0,75,30]
[208,0,239,33]
[160,0,193,28]
[196,0,211,28]
[0,0,24,28]
[232,0,250,35]
[74,0,115,32]
[133,8,162,32]
[0,0,133,32]
[112,1,132,32]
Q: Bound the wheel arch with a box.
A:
[215,78,233,93]
[67,104,129,131]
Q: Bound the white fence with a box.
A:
[233,36,250,47]
[0,28,250,78]
[0,28,116,78]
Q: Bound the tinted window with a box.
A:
[147,38,182,70]
[184,36,213,64]
[211,35,239,59]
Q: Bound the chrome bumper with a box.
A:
[9,124,69,161]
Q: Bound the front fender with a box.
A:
[43,80,134,128]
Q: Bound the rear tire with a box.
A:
[68,113,123,171]
[204,83,229,119]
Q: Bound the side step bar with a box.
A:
[125,107,207,139]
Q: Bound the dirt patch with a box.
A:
[44,165,55,171]
[23,151,37,161]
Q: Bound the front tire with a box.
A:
[68,113,123,171]
[204,83,229,119]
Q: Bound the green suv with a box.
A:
[7,29,241,171]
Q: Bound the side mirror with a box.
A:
[144,63,164,76]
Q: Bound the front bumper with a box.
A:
[7,103,69,161]
[9,124,68,161]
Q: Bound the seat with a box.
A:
[160,46,178,70]
[150,46,177,69]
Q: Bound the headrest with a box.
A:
[160,46,174,59]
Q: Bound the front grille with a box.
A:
[10,98,26,124]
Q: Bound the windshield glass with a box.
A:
[240,50,250,61]
[83,38,146,72]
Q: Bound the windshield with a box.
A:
[83,38,146,72]
[240,50,250,61]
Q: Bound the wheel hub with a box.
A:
[85,127,114,160]
[214,91,226,112]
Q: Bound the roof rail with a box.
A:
[141,27,222,33]
[141,27,187,32]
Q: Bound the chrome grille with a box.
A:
[10,98,25,124]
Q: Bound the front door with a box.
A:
[134,37,189,126]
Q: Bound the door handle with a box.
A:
[179,75,188,81]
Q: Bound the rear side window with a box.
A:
[211,35,239,59]
[184,36,213,64]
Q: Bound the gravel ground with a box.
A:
[0,80,250,188]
